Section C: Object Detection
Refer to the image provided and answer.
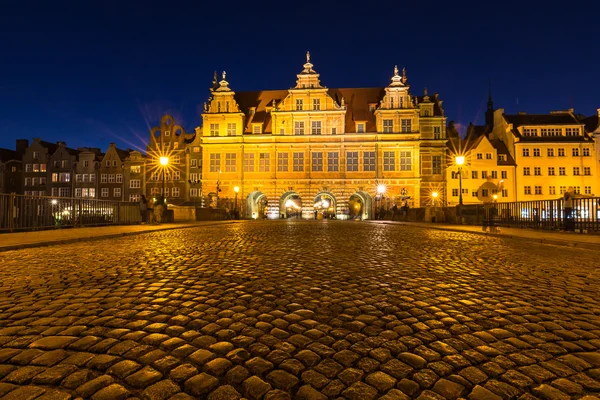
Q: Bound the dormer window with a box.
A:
[369,104,376,112]
[313,98,320,111]
[424,110,430,117]
[165,131,170,136]
[357,123,365,133]
[498,154,507,162]
[296,99,303,111]
[253,125,261,134]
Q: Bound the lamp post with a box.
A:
[455,155,465,221]
[159,156,168,199]
[432,191,439,223]
[234,186,239,219]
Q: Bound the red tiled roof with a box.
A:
[504,113,580,126]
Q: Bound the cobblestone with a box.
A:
[0,221,599,398]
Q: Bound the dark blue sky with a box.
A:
[1,0,597,152]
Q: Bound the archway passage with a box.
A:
[349,191,372,220]
[246,191,268,219]
[314,193,336,220]
[280,192,302,219]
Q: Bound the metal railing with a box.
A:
[0,193,141,232]
[482,197,600,232]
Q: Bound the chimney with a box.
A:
[517,112,527,115]
[568,108,574,114]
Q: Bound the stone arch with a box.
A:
[246,191,268,219]
[313,191,337,219]
[349,191,373,220]
[280,191,303,219]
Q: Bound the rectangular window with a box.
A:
[191,159,198,168]
[193,146,200,153]
[482,171,488,179]
[502,189,508,197]
[534,167,541,176]
[75,188,83,197]
[560,186,567,194]
[558,148,565,157]
[244,153,255,172]
[172,187,180,197]
[253,125,261,134]
[434,126,441,139]
[383,119,393,133]
[225,153,236,172]
[498,154,506,161]
[116,174,123,183]
[472,191,478,197]
[383,151,395,171]
[548,167,555,176]
[76,174,82,183]
[294,121,305,135]
[210,153,220,172]
[112,160,118,167]
[524,186,531,195]
[313,98,320,111]
[277,153,289,172]
[452,189,459,196]
[573,167,580,176]
[523,167,530,176]
[481,189,489,197]
[501,171,507,179]
[130,179,141,188]
[585,186,592,195]
[363,151,375,171]
[583,148,590,156]
[477,153,483,160]
[401,119,411,133]
[491,171,498,179]
[59,187,70,197]
[549,186,556,195]
[400,151,411,171]
[486,153,493,160]
[293,152,304,172]
[347,151,359,171]
[547,148,554,157]
[574,186,581,194]
[61,160,69,168]
[114,188,122,198]
[584,167,591,176]
[25,177,31,186]
[566,127,579,136]
[472,171,478,179]
[331,127,337,135]
[432,155,442,175]
[190,188,198,198]
[172,155,180,164]
[357,123,365,133]
[327,152,339,172]
[259,153,270,172]
[210,123,219,136]
[296,99,303,111]
[25,164,32,172]
[523,128,537,136]
[32,151,40,159]
[129,193,140,202]
[522,148,530,157]
[52,173,58,183]
[108,174,115,183]
[312,121,322,135]
[312,152,323,172]
[572,148,579,157]
[40,163,46,172]
[559,167,566,176]
[534,186,542,195]
[533,148,540,157]
[130,165,141,174]
[227,123,236,136]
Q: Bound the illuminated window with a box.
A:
[277,153,288,172]
[383,151,395,171]
[401,119,411,133]
[209,153,220,172]
[432,156,442,175]
[363,151,375,171]
[296,99,303,111]
[524,186,531,195]
[548,167,555,176]
[327,152,339,172]
[259,153,270,172]
[357,123,365,133]
[383,119,393,133]
[227,123,236,136]
[210,124,219,136]
[313,98,320,111]
[293,152,304,172]
[294,121,305,135]
[312,121,322,135]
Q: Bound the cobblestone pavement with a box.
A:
[1,220,600,400]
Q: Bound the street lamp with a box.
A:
[159,157,169,198]
[455,155,465,222]
[432,191,439,206]
[376,183,386,219]
[234,186,239,219]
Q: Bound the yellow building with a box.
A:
[446,124,517,205]
[199,53,448,219]
[491,108,598,200]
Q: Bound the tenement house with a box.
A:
[197,54,448,219]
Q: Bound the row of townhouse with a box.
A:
[0,139,148,202]
[446,98,600,204]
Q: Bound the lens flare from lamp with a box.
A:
[432,191,439,198]
[493,194,498,200]
[322,200,329,208]
[455,155,465,166]
[159,156,169,166]
[234,186,240,193]
[285,199,293,208]
[376,184,386,195]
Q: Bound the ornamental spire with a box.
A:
[389,65,404,87]
[216,71,231,92]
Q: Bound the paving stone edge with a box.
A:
[371,221,600,251]
[0,221,240,253]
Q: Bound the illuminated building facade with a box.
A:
[198,54,448,219]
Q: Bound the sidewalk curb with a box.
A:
[368,221,600,251]
[0,221,239,253]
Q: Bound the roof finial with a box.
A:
[424,87,428,96]
[306,51,310,63]
[222,71,226,80]
[213,71,217,82]
[402,67,407,83]
[394,65,399,76]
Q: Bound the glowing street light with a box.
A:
[159,156,169,198]
[432,191,439,206]
[455,155,465,222]
[376,184,387,195]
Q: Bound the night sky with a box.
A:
[1,0,598,152]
